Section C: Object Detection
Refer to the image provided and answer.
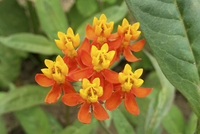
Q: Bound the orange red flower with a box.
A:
[35,55,76,103]
[62,78,112,124]
[105,64,152,114]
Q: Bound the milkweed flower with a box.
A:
[105,64,152,114]
[69,43,119,86]
[62,78,112,124]
[85,14,121,50]
[54,28,81,71]
[35,55,76,103]
[112,18,145,62]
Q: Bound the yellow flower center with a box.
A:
[41,55,69,84]
[91,43,115,72]
[119,64,144,92]
[80,78,103,103]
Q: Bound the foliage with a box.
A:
[0,0,199,134]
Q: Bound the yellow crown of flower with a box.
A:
[55,27,80,57]
[119,64,144,92]
[91,43,115,72]
[79,78,103,103]
[41,55,68,84]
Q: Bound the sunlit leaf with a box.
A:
[0,85,50,114]
[185,112,198,134]
[35,0,68,40]
[144,51,175,134]
[162,105,185,134]
[125,0,200,117]
[0,34,61,55]
[15,106,51,134]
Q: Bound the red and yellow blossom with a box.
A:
[35,55,76,103]
[85,14,121,50]
[105,64,152,115]
[54,28,81,71]
[112,18,145,62]
[62,78,112,124]
[69,43,119,86]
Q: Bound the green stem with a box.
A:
[98,120,112,134]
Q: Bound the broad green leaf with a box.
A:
[0,85,50,114]
[45,113,63,134]
[60,118,97,134]
[0,116,7,134]
[0,92,6,99]
[162,105,185,134]
[77,1,127,41]
[125,0,200,117]
[0,0,29,36]
[0,44,22,88]
[76,0,98,17]
[112,108,136,134]
[0,33,61,55]
[35,0,68,40]
[185,112,198,134]
[14,106,51,134]
[144,51,175,134]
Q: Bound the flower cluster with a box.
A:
[35,14,152,124]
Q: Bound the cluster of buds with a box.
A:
[35,14,152,124]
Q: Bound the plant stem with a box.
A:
[98,120,112,134]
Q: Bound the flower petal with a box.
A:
[92,102,109,120]
[62,93,84,106]
[61,79,76,94]
[77,38,91,54]
[102,69,119,84]
[81,50,93,66]
[105,89,123,111]
[123,47,141,62]
[69,67,94,81]
[98,81,113,100]
[78,102,91,124]
[130,39,145,52]
[45,83,62,103]
[86,23,97,40]
[132,87,153,98]
[108,36,122,50]
[124,92,139,115]
[90,72,104,87]
[35,74,54,87]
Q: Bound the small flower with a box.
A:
[69,43,119,86]
[35,55,76,103]
[62,78,112,124]
[113,18,145,62]
[105,64,152,114]
[85,14,121,50]
[55,27,80,56]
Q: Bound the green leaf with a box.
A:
[45,113,63,134]
[0,85,50,114]
[0,33,61,55]
[60,118,97,134]
[0,44,22,88]
[125,0,200,117]
[76,0,98,17]
[162,105,185,134]
[14,106,51,134]
[77,1,127,41]
[112,108,136,134]
[185,112,198,134]
[0,116,7,134]
[35,0,68,40]
[144,51,175,134]
[0,0,29,36]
